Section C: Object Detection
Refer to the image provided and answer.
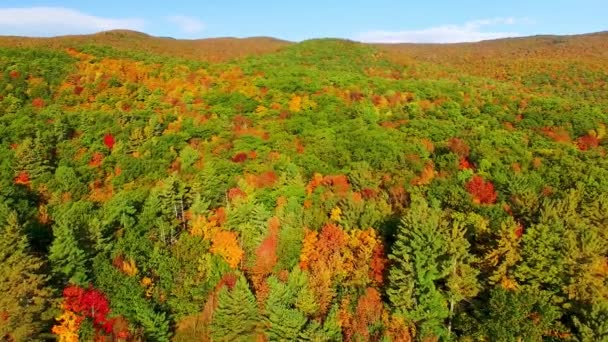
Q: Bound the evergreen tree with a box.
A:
[387,195,450,340]
[211,275,260,341]
[48,221,89,285]
[474,287,561,342]
[0,213,53,341]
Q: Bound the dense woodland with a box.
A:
[1,31,608,341]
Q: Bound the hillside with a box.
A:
[0,32,607,341]
[0,30,291,62]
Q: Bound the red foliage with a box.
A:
[227,187,246,201]
[32,97,45,108]
[577,134,600,151]
[74,85,84,95]
[219,273,238,290]
[231,152,248,163]
[103,134,115,150]
[9,70,20,79]
[361,188,377,200]
[514,223,525,239]
[458,157,473,170]
[466,175,498,205]
[14,171,30,186]
[63,285,114,334]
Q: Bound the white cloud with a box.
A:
[0,7,145,37]
[166,15,205,35]
[356,17,521,43]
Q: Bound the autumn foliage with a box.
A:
[53,285,128,340]
[466,175,498,204]
[103,134,115,150]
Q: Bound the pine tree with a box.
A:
[13,137,52,181]
[210,275,260,341]
[445,213,480,336]
[49,222,89,285]
[475,287,561,342]
[263,273,312,340]
[387,195,450,340]
[0,213,52,341]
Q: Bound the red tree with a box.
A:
[466,175,497,205]
[62,285,114,334]
[32,97,45,108]
[103,134,115,150]
[231,152,248,163]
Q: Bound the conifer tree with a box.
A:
[210,275,260,341]
[387,195,450,340]
[49,221,89,285]
[0,213,52,341]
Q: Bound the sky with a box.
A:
[0,1,606,43]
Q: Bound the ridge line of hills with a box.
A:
[1,29,607,62]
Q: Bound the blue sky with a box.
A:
[0,1,606,43]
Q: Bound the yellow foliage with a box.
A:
[141,276,153,287]
[299,229,318,269]
[121,258,138,276]
[52,311,81,342]
[330,207,342,221]
[500,277,518,291]
[210,230,244,269]
[190,215,219,240]
[289,95,302,112]
[255,105,268,114]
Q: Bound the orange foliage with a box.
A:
[289,95,302,112]
[421,138,435,153]
[227,187,246,201]
[250,217,280,300]
[541,127,571,143]
[210,231,244,269]
[306,173,350,196]
[246,171,278,189]
[52,310,82,342]
[352,288,384,340]
[89,152,104,167]
[32,97,45,108]
[300,225,386,315]
[411,162,435,186]
[448,137,470,157]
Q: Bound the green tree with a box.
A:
[387,195,449,340]
[0,213,53,341]
[211,275,260,341]
[48,221,88,285]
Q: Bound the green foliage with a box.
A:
[210,275,260,341]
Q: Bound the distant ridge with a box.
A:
[0,30,292,62]
[0,30,606,62]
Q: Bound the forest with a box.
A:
[0,30,607,341]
